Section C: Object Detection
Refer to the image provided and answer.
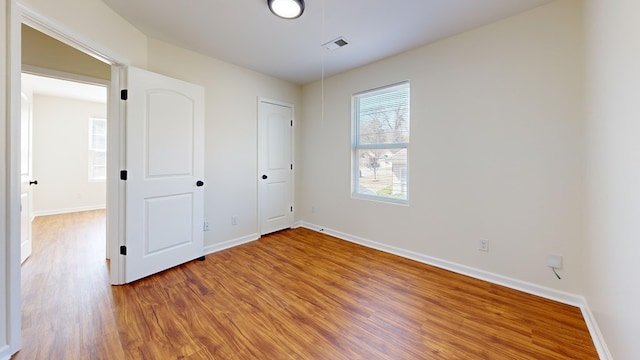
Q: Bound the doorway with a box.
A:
[7,7,127,356]
[20,72,108,265]
[20,21,111,261]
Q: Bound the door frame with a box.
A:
[257,97,295,235]
[7,1,127,354]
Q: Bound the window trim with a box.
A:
[351,81,410,205]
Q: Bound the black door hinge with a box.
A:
[120,170,127,180]
[120,89,128,100]
[120,245,127,255]
[290,206,293,212]
[290,120,293,126]
[290,164,293,170]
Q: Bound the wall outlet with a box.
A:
[311,205,316,213]
[479,239,489,252]
[203,221,210,231]
[547,254,562,269]
[231,216,238,225]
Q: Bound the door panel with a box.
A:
[147,91,194,176]
[125,67,204,283]
[259,100,293,235]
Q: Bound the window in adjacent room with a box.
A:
[352,81,410,204]
[88,117,107,181]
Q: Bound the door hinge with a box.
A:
[290,206,293,212]
[120,245,127,255]
[120,89,128,100]
[290,164,293,170]
[120,170,128,180]
[290,120,293,126]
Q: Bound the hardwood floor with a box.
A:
[16,211,598,359]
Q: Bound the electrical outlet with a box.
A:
[203,221,210,231]
[546,254,562,269]
[479,239,489,252]
[231,216,238,225]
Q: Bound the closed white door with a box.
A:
[258,99,294,235]
[124,67,205,283]
[20,92,33,264]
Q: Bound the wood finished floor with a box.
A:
[15,210,598,359]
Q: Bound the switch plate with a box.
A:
[203,222,210,231]
[231,216,238,225]
[547,254,562,269]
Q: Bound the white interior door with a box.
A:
[124,67,205,283]
[20,92,33,264]
[258,99,294,235]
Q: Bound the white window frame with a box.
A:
[88,117,107,181]
[352,81,410,205]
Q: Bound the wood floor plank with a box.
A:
[15,211,598,359]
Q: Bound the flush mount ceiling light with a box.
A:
[268,0,305,19]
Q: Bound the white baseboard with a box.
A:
[33,205,106,217]
[0,345,11,360]
[204,233,260,255]
[580,302,613,360]
[294,221,610,360]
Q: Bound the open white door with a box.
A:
[258,99,294,235]
[20,92,33,263]
[123,67,205,283]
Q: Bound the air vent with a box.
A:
[323,37,349,51]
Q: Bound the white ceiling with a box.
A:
[101,0,554,85]
[22,73,107,103]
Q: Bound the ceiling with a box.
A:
[22,73,107,103]
[100,0,554,85]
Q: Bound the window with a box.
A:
[89,117,107,181]
[352,82,410,204]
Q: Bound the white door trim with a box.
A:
[7,2,128,355]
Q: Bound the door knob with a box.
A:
[196,180,204,187]
[29,180,38,186]
[262,174,268,180]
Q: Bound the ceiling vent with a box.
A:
[323,37,349,51]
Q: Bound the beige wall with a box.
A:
[20,0,147,66]
[146,39,302,248]
[31,95,107,214]
[299,0,585,293]
[22,24,110,80]
[584,0,640,358]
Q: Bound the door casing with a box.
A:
[7,2,127,355]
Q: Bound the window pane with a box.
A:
[357,84,409,145]
[89,117,107,181]
[355,148,408,200]
[89,150,107,180]
[89,118,107,150]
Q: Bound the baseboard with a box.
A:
[0,345,11,360]
[204,233,260,255]
[579,301,613,360]
[294,221,610,360]
[32,205,106,217]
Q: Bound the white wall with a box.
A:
[146,39,302,249]
[584,0,640,358]
[31,94,107,215]
[299,0,585,293]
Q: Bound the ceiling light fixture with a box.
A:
[268,0,305,19]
